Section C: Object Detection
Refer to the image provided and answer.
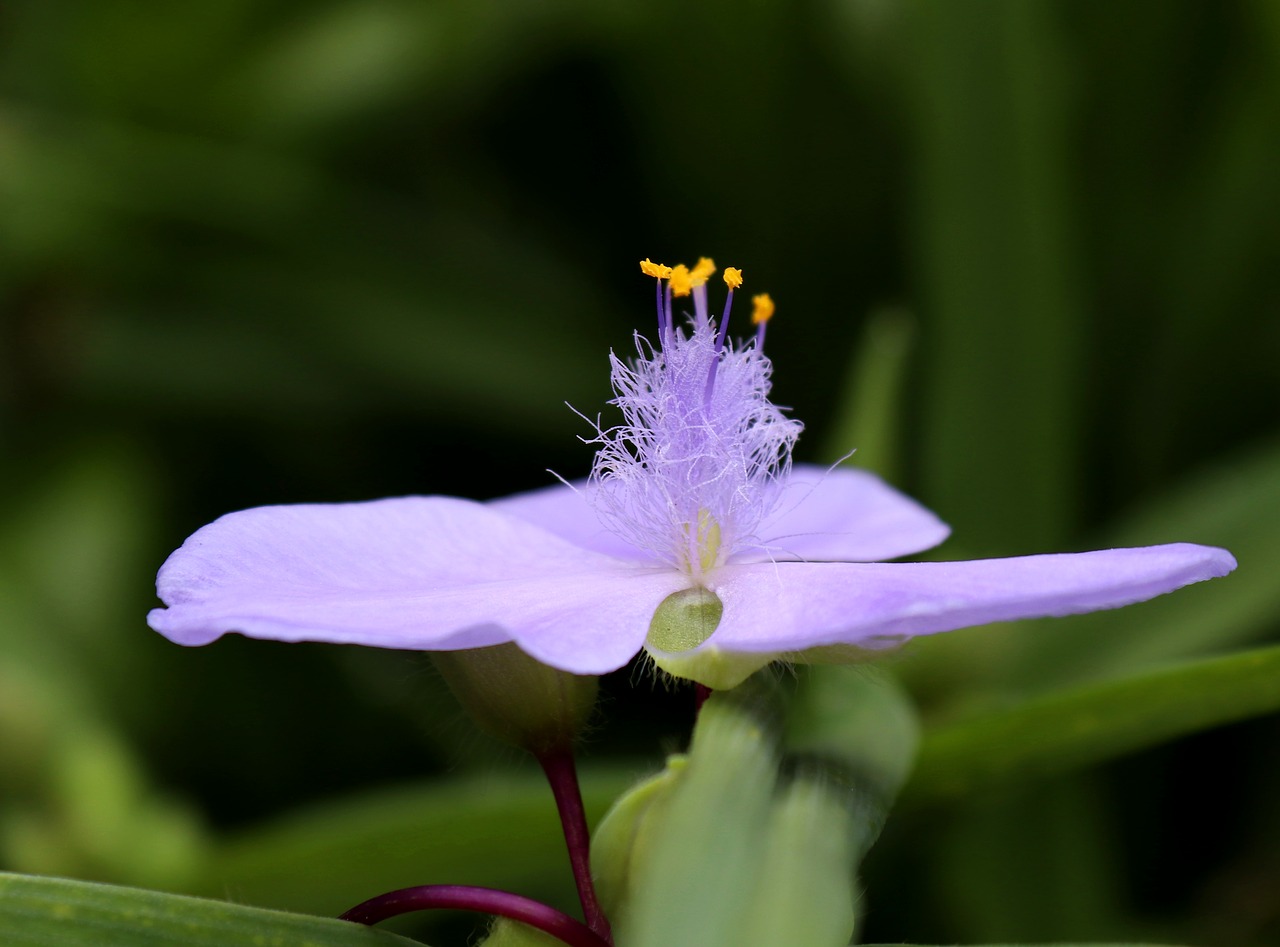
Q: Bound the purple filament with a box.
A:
[703,287,737,402]
[716,289,735,353]
[654,273,666,340]
[663,283,674,349]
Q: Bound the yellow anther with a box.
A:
[690,257,716,286]
[752,293,775,325]
[640,258,673,279]
[669,264,694,297]
[723,267,743,290]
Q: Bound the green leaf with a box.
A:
[198,768,637,915]
[0,444,160,716]
[933,779,1127,942]
[907,0,1082,552]
[821,306,915,482]
[598,676,878,946]
[1013,437,1280,689]
[1,724,206,890]
[906,642,1280,803]
[0,872,426,947]
[0,446,208,889]
[894,437,1280,705]
[1121,20,1280,486]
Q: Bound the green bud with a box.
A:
[616,692,781,947]
[480,918,566,947]
[589,755,688,932]
[787,665,920,860]
[732,776,857,947]
[593,679,873,946]
[432,643,597,754]
[646,587,773,689]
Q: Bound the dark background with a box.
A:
[1,2,1277,945]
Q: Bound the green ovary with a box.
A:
[645,585,774,689]
[647,586,724,652]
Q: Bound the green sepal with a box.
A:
[588,755,687,932]
[479,917,569,947]
[431,642,597,754]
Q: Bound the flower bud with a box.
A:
[481,917,567,947]
[591,684,786,943]
[589,755,687,932]
[432,643,597,755]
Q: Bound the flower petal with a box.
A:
[704,543,1237,652]
[739,464,951,563]
[488,480,652,561]
[147,497,684,674]
[496,466,951,567]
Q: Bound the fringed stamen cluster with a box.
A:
[587,263,802,577]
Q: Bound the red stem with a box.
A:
[340,883,609,947]
[536,748,614,945]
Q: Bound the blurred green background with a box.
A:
[2,1,1278,945]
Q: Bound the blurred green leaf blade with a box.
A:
[1014,437,1280,689]
[199,768,636,915]
[907,642,1280,803]
[908,0,1082,552]
[822,306,915,481]
[0,872,426,947]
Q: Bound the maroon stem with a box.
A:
[694,683,713,713]
[340,883,609,947]
[536,748,613,945]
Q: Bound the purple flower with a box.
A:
[148,259,1236,688]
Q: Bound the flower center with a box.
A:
[681,508,722,577]
[585,259,803,573]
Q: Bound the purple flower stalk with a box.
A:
[147,257,1236,688]
[339,884,609,947]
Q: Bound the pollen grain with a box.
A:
[640,258,673,279]
[752,292,775,325]
[669,264,694,297]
